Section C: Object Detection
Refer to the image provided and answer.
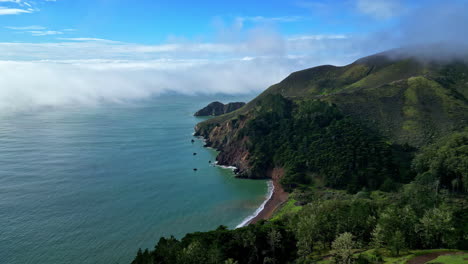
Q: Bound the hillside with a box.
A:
[194,101,246,116]
[132,49,468,264]
[195,49,468,178]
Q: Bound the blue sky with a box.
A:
[0,0,466,111]
[0,0,412,44]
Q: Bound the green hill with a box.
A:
[197,50,468,148]
[194,48,468,193]
[131,48,468,264]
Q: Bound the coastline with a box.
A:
[195,135,288,228]
[237,168,289,227]
[236,180,274,228]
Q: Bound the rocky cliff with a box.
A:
[195,114,253,176]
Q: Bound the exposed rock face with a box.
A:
[194,115,254,177]
[194,102,245,116]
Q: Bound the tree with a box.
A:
[371,206,417,254]
[332,233,357,264]
[132,248,152,264]
[417,207,455,248]
[389,231,405,256]
[268,228,282,254]
[179,241,209,264]
[153,236,181,264]
[412,131,468,192]
[295,215,317,258]
[370,225,384,249]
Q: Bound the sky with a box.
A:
[0,0,467,111]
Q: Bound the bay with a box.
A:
[0,95,267,264]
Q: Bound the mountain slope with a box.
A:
[194,101,245,116]
[132,49,468,264]
[195,50,468,178]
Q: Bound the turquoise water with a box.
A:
[0,95,268,264]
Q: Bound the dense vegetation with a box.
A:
[412,130,468,192]
[132,177,467,264]
[240,94,412,193]
[132,97,467,264]
[134,51,468,263]
[197,54,468,149]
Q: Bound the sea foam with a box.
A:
[236,180,274,228]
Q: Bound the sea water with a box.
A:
[0,95,268,264]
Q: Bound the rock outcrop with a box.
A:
[194,114,253,177]
[194,102,245,116]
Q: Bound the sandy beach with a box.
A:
[247,168,289,224]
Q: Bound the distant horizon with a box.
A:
[0,0,467,111]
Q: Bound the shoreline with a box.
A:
[195,135,288,228]
[237,168,289,227]
[236,180,274,228]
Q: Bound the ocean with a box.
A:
[0,95,269,264]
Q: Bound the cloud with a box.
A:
[0,6,32,15]
[0,0,53,15]
[396,0,468,46]
[5,25,46,30]
[0,31,358,61]
[236,15,305,23]
[0,58,307,111]
[1,1,466,112]
[57,37,118,42]
[0,0,25,3]
[0,28,362,112]
[287,34,347,41]
[356,0,402,20]
[0,0,39,6]
[345,0,468,61]
[5,25,75,36]
[28,30,64,36]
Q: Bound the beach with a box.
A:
[239,168,289,226]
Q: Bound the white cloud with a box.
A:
[57,37,118,42]
[237,15,305,23]
[0,32,364,112]
[0,58,305,111]
[356,0,402,20]
[5,25,46,30]
[0,32,359,61]
[0,0,24,3]
[5,25,75,36]
[0,6,32,15]
[287,34,348,41]
[28,30,64,36]
[2,0,464,112]
[0,0,53,15]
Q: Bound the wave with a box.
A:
[236,180,274,228]
[214,161,237,171]
[193,134,274,229]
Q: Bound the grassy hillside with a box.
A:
[132,49,468,264]
[197,50,468,148]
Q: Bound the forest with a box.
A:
[132,95,467,264]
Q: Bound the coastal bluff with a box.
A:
[194,101,245,116]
